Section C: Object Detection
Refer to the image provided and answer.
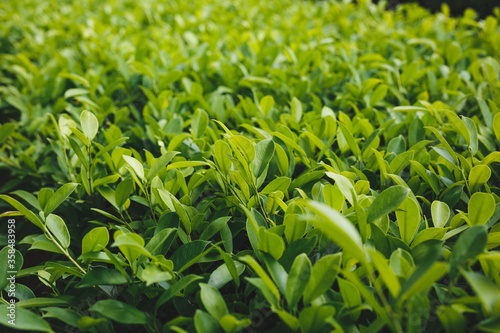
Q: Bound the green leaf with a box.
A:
[112,233,153,263]
[494,113,500,143]
[260,95,274,115]
[291,97,303,123]
[77,268,128,288]
[170,240,210,270]
[194,310,221,333]
[208,262,245,290]
[303,254,341,305]
[462,116,478,156]
[115,179,133,209]
[93,174,120,188]
[82,227,109,254]
[11,190,42,211]
[399,262,448,301]
[469,165,491,193]
[469,192,496,225]
[338,277,361,308]
[463,271,500,314]
[431,200,450,228]
[147,151,179,181]
[0,123,15,145]
[0,247,23,290]
[214,140,232,175]
[146,228,177,256]
[367,186,410,224]
[253,138,275,178]
[411,228,447,248]
[122,155,145,180]
[44,183,79,217]
[286,253,311,310]
[239,255,280,305]
[220,314,251,333]
[16,297,68,308]
[325,172,355,206]
[80,110,99,142]
[46,214,71,248]
[228,135,256,164]
[42,307,81,327]
[200,217,231,241]
[261,177,291,195]
[156,275,203,309]
[167,161,210,170]
[258,227,285,260]
[0,195,43,229]
[368,248,401,297]
[449,225,487,278]
[192,108,209,139]
[89,300,148,324]
[140,264,174,286]
[338,122,361,159]
[0,305,52,332]
[37,189,54,211]
[299,200,365,262]
[67,135,89,170]
[271,305,300,331]
[299,305,336,333]
[199,283,229,321]
[396,197,420,245]
[437,306,465,333]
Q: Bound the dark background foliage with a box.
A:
[376,0,499,18]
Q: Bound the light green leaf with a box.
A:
[44,183,79,217]
[368,248,400,297]
[194,310,221,333]
[46,214,70,249]
[303,254,341,305]
[140,264,174,286]
[299,306,336,333]
[396,197,420,244]
[260,95,274,115]
[431,201,450,228]
[80,110,99,142]
[469,165,491,193]
[82,227,109,254]
[463,270,500,314]
[208,262,245,290]
[253,138,275,178]
[411,228,447,248]
[192,108,209,139]
[122,155,145,180]
[367,186,410,224]
[462,116,478,156]
[239,255,280,305]
[258,227,285,260]
[0,195,44,229]
[147,151,179,181]
[199,283,229,321]
[299,200,365,262]
[220,314,251,333]
[468,192,496,225]
[286,253,311,310]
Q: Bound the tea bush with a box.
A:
[1,0,500,332]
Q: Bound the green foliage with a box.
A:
[0,0,500,332]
